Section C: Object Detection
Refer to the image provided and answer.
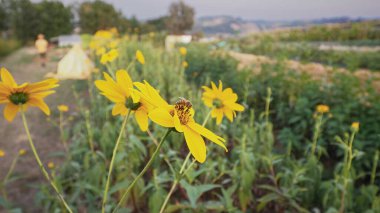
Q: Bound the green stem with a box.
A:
[21,110,73,213]
[102,112,131,213]
[159,110,212,213]
[311,115,323,156]
[113,129,172,213]
[371,151,379,185]
[3,154,20,185]
[339,131,357,213]
[85,110,95,153]
[59,111,69,152]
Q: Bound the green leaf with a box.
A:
[179,180,220,208]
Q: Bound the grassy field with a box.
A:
[0,27,380,213]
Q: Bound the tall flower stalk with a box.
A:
[102,112,131,213]
[159,109,212,213]
[113,129,172,212]
[21,110,73,213]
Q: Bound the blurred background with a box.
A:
[0,0,380,213]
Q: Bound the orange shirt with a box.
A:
[35,39,48,53]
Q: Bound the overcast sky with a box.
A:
[35,0,380,21]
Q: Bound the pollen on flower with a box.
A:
[174,98,192,125]
[9,92,29,105]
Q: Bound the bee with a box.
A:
[176,97,192,109]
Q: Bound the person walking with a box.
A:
[35,34,48,67]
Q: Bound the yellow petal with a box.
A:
[27,79,59,93]
[112,103,127,116]
[218,80,223,91]
[224,108,234,122]
[28,98,50,115]
[116,70,133,95]
[29,90,56,99]
[183,126,206,163]
[1,68,17,87]
[135,109,149,131]
[149,108,174,128]
[4,103,19,122]
[188,122,227,152]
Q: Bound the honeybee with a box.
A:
[176,97,192,109]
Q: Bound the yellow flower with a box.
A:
[48,162,55,169]
[316,104,329,114]
[0,68,59,122]
[94,30,114,39]
[139,86,227,163]
[179,47,187,56]
[182,61,188,68]
[108,40,119,49]
[202,81,244,125]
[19,149,26,156]
[100,49,119,65]
[136,50,145,65]
[0,149,5,157]
[96,47,106,56]
[95,70,149,131]
[58,105,69,112]
[351,122,360,131]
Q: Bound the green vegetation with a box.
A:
[1,36,375,212]
[275,20,380,42]
[0,38,20,57]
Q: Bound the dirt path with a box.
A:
[229,51,380,92]
[0,47,74,212]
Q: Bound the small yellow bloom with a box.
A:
[351,122,360,131]
[100,49,119,65]
[179,47,187,56]
[19,149,26,156]
[202,81,245,125]
[96,47,106,56]
[48,162,55,169]
[149,32,155,37]
[316,104,329,114]
[95,70,149,131]
[182,61,188,68]
[58,105,69,112]
[136,83,227,163]
[94,30,113,39]
[136,50,145,65]
[108,40,119,49]
[0,149,5,157]
[0,67,59,122]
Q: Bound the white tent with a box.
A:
[54,45,94,80]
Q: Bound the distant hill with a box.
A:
[193,16,380,36]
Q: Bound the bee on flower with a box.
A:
[202,80,245,125]
[0,68,59,122]
[95,70,150,131]
[134,81,227,163]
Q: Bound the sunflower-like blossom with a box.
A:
[95,70,149,131]
[100,49,119,65]
[202,80,244,125]
[134,82,227,163]
[0,68,59,122]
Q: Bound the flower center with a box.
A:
[213,99,223,108]
[9,92,28,105]
[125,97,141,110]
[174,98,192,125]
